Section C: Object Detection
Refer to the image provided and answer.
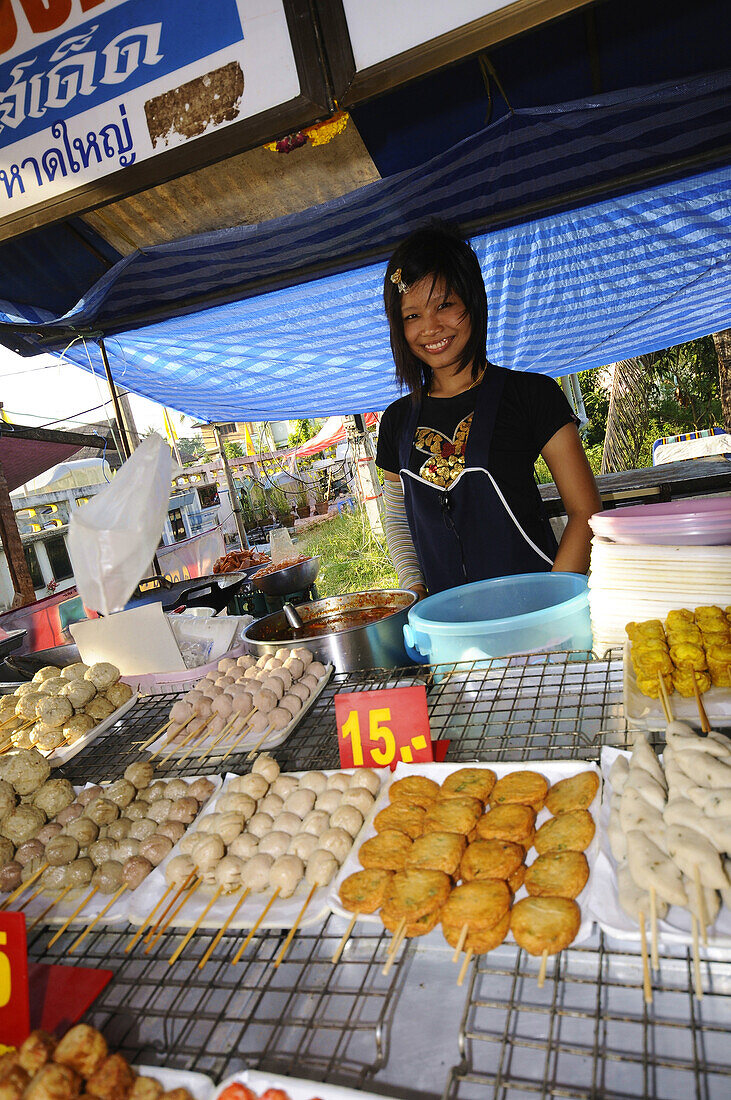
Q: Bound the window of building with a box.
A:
[219,423,237,435]
[198,485,219,509]
[24,544,44,588]
[45,535,73,582]
[169,508,187,542]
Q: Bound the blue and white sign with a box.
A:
[0,0,300,223]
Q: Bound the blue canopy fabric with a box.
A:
[0,72,729,421]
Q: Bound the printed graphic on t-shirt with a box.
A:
[414,414,472,487]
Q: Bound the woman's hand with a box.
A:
[410,584,428,602]
[541,423,602,574]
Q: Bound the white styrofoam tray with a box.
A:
[127,767,386,932]
[586,746,731,947]
[214,1068,400,1100]
[622,641,731,731]
[145,665,333,760]
[22,774,222,927]
[328,759,602,948]
[7,692,141,768]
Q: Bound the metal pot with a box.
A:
[252,556,321,596]
[242,589,417,672]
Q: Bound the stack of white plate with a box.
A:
[588,539,731,655]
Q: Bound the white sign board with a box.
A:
[0,0,300,222]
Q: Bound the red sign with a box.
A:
[335,685,433,771]
[0,912,30,1047]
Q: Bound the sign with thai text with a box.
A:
[0,0,300,224]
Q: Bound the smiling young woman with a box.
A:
[376,221,601,599]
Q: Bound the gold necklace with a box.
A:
[427,367,486,399]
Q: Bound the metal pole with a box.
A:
[213,424,249,549]
[98,338,132,460]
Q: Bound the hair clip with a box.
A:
[390,268,409,294]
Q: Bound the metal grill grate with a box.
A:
[26,915,408,1087]
[444,934,731,1100]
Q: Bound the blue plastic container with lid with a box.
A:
[403,573,592,665]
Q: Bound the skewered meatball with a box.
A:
[212,694,233,720]
[341,788,376,816]
[282,656,304,679]
[307,661,327,680]
[84,663,121,691]
[259,831,291,859]
[138,834,173,866]
[187,777,215,803]
[259,676,284,701]
[299,771,327,795]
[230,774,269,800]
[242,666,262,682]
[86,1054,134,1100]
[168,796,198,824]
[292,647,314,668]
[12,728,35,751]
[300,674,319,692]
[269,854,304,898]
[145,781,168,802]
[85,798,119,826]
[214,854,245,892]
[258,793,284,818]
[0,781,16,822]
[0,837,14,863]
[213,812,242,846]
[330,804,364,837]
[228,833,259,860]
[215,675,235,690]
[91,860,124,894]
[289,833,319,861]
[60,663,89,682]
[147,798,173,824]
[165,854,195,886]
[35,696,73,729]
[301,810,330,837]
[315,791,342,815]
[170,700,193,727]
[125,801,149,822]
[34,778,74,817]
[164,779,189,800]
[38,677,65,697]
[59,681,96,709]
[266,708,291,731]
[319,826,352,863]
[16,692,43,719]
[37,822,63,845]
[288,683,311,703]
[218,657,238,673]
[105,682,133,709]
[24,1064,80,1100]
[283,789,315,818]
[89,839,117,866]
[252,753,280,783]
[15,839,44,866]
[124,762,155,790]
[306,849,339,887]
[156,820,185,844]
[272,812,301,837]
[41,865,68,892]
[56,803,84,827]
[251,689,277,715]
[247,812,274,839]
[271,775,299,800]
[46,835,79,866]
[106,818,132,842]
[192,833,224,871]
[64,817,98,847]
[0,861,22,892]
[114,839,141,862]
[104,779,136,808]
[122,855,153,890]
[240,853,273,892]
[278,694,302,718]
[217,792,257,818]
[236,655,257,670]
[54,1023,107,1077]
[274,648,292,662]
[1,805,45,846]
[21,857,44,882]
[85,698,116,722]
[35,728,66,752]
[66,857,93,889]
[269,668,293,692]
[77,785,102,806]
[4,748,50,794]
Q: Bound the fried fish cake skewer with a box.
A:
[460,839,524,884]
[422,795,482,836]
[404,831,466,876]
[534,809,595,855]
[544,772,600,816]
[333,869,393,964]
[490,771,548,813]
[474,803,536,846]
[359,829,413,871]
[373,802,426,838]
[438,767,496,805]
[524,851,589,899]
[388,774,440,810]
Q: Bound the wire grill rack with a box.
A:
[58,650,633,785]
[26,914,407,1088]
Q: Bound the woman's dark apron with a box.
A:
[398,368,557,594]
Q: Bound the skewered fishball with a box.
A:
[259,831,291,859]
[301,810,330,837]
[228,833,259,860]
[37,677,65,696]
[105,682,133,709]
[41,865,68,892]
[165,854,195,886]
[307,661,327,680]
[16,692,43,719]
[315,791,342,814]
[35,696,73,729]
[20,856,44,882]
[35,728,66,752]
[122,855,153,890]
[274,648,292,662]
[84,663,120,691]
[178,833,199,856]
[273,812,302,837]
[138,834,173,866]
[248,812,274,838]
[196,813,221,834]
[60,663,89,682]
[242,666,261,681]
[258,793,284,817]
[341,788,375,816]
[283,788,315,818]
[289,683,311,703]
[0,861,22,892]
[330,804,364,837]
[292,647,313,668]
[165,779,190,800]
[212,694,233,720]
[269,854,304,898]
[128,820,157,842]
[213,812,243,845]
[157,820,185,844]
[217,792,257,819]
[215,676,235,689]
[236,655,257,670]
[327,772,350,792]
[125,801,149,822]
[252,753,280,783]
[147,798,173,824]
[91,859,123,893]
[85,697,115,722]
[349,768,381,796]
[259,676,284,700]
[218,657,238,674]
[168,797,198,824]
[60,680,96,709]
[103,779,136,808]
[192,834,224,871]
[37,822,63,845]
[230,774,269,800]
[115,839,140,862]
[106,819,132,842]
[271,775,299,799]
[246,710,270,737]
[300,674,318,692]
[89,839,117,866]
[289,833,319,861]
[45,835,79,866]
[299,771,327,795]
[306,849,339,887]
[319,826,352,862]
[240,853,273,892]
[12,728,35,750]
[214,854,245,892]
[15,839,45,866]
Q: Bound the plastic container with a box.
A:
[589,497,731,545]
[403,573,592,665]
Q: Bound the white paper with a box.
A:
[72,604,185,675]
[328,759,602,948]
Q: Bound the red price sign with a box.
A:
[335,685,433,771]
[0,912,30,1047]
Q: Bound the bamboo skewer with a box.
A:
[649,887,659,972]
[137,716,174,753]
[197,714,241,763]
[331,913,358,965]
[231,888,281,964]
[246,724,275,762]
[17,885,43,912]
[161,715,215,767]
[143,872,196,946]
[168,886,224,965]
[691,915,704,999]
[638,910,652,1004]
[48,886,98,948]
[145,879,201,952]
[126,884,175,953]
[657,672,671,724]
[1,862,48,910]
[274,883,318,968]
[457,949,473,987]
[221,712,258,764]
[537,950,549,989]
[148,712,199,762]
[386,917,406,956]
[694,866,709,946]
[198,888,251,970]
[28,886,72,932]
[452,923,469,964]
[69,886,127,954]
[382,920,407,976]
[692,671,711,733]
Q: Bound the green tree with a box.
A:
[287,419,317,447]
[223,441,244,460]
[176,436,206,465]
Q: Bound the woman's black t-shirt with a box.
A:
[375,368,577,555]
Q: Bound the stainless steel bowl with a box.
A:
[252,556,321,596]
[243,589,417,671]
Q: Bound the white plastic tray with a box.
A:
[136,1066,215,1100]
[48,692,139,768]
[586,746,731,947]
[622,641,731,731]
[215,1068,400,1100]
[22,774,222,927]
[328,759,602,948]
[127,767,385,932]
[146,665,333,760]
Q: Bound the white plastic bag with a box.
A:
[68,433,174,615]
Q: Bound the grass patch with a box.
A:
[295,508,397,598]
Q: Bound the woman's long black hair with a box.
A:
[383,221,488,397]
